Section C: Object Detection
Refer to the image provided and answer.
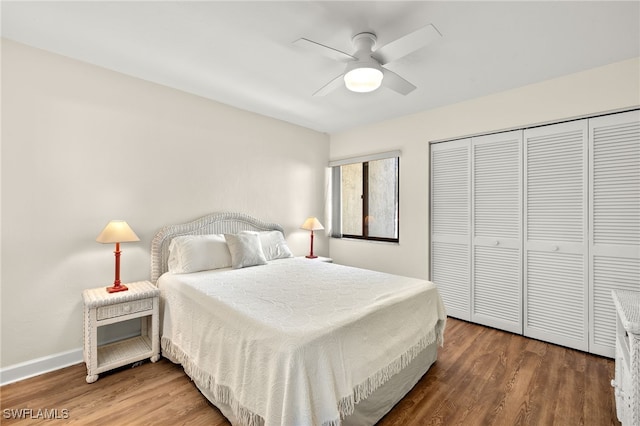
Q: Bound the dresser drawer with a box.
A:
[96,298,153,320]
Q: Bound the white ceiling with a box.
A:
[2,1,639,133]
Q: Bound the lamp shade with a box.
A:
[96,220,140,244]
[301,217,324,231]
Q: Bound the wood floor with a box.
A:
[1,318,620,425]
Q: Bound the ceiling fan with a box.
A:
[293,24,441,96]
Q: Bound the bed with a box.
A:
[151,212,446,426]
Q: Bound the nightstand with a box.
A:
[82,281,160,383]
[299,256,333,263]
[611,289,640,425]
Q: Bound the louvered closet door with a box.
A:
[524,120,588,351]
[589,110,640,357]
[471,131,522,334]
[431,139,471,320]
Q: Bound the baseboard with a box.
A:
[0,348,83,386]
[0,331,143,386]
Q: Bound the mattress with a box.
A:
[158,258,446,426]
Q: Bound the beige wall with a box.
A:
[1,39,329,369]
[329,57,640,279]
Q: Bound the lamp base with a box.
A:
[305,255,318,259]
[106,284,128,293]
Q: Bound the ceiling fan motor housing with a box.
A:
[352,32,377,57]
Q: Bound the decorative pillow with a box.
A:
[248,230,293,261]
[168,234,232,273]
[224,232,268,269]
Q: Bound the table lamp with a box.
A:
[96,220,140,293]
[301,217,324,259]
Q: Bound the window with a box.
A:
[331,152,399,242]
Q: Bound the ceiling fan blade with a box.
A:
[313,74,345,96]
[382,68,416,95]
[372,24,441,65]
[293,38,356,62]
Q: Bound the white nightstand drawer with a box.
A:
[96,298,153,320]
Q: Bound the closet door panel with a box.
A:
[471,131,522,334]
[589,110,640,357]
[473,246,521,330]
[524,120,588,351]
[432,241,469,317]
[526,251,586,346]
[431,139,470,320]
[592,257,639,356]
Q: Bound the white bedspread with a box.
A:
[158,258,446,426]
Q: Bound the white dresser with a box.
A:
[611,289,640,426]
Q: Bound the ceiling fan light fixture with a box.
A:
[344,64,384,93]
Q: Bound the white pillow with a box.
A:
[224,232,268,269]
[250,230,293,261]
[168,234,232,273]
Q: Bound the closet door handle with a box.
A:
[494,240,500,246]
[551,245,559,252]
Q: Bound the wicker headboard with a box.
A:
[150,212,285,284]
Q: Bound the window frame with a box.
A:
[331,152,400,243]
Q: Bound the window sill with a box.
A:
[331,236,400,246]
